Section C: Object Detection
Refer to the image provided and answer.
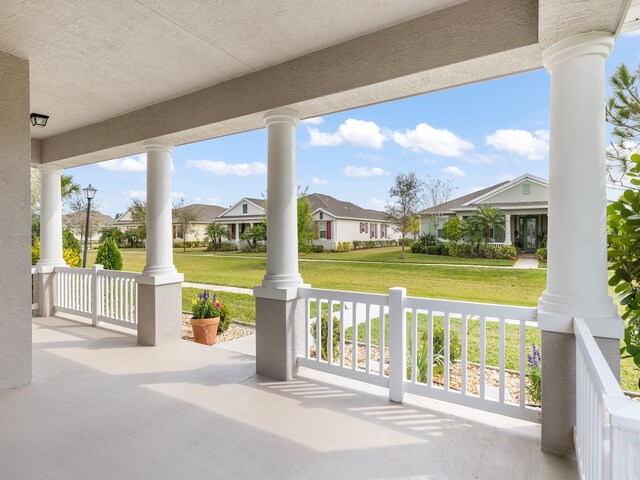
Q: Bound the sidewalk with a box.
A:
[183,282,253,295]
[513,257,539,269]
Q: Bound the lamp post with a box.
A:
[82,184,97,268]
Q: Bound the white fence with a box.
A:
[574,318,640,480]
[298,286,540,422]
[54,265,139,330]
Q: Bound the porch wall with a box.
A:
[0,51,32,390]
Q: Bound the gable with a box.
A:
[465,176,548,207]
[219,199,265,218]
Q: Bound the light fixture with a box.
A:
[30,113,49,128]
[82,184,97,268]
[83,184,97,200]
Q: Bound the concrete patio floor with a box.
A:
[0,317,577,480]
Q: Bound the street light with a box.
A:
[82,184,97,268]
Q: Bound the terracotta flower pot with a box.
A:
[190,317,220,345]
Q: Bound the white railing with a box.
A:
[486,242,504,247]
[574,318,640,480]
[298,286,540,422]
[31,266,39,312]
[53,265,139,330]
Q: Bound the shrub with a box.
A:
[95,238,123,270]
[442,217,465,243]
[310,313,341,361]
[418,233,438,247]
[32,237,40,265]
[426,245,442,255]
[336,241,351,252]
[535,247,548,260]
[526,343,542,405]
[410,241,426,254]
[496,245,518,260]
[407,319,462,381]
[352,240,362,250]
[311,245,324,253]
[62,228,81,254]
[217,242,238,252]
[63,248,81,267]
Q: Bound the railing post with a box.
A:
[92,264,103,326]
[388,287,406,403]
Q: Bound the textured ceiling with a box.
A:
[0,0,461,138]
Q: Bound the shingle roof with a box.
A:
[63,211,115,226]
[172,204,225,223]
[306,193,386,221]
[419,181,509,215]
[245,198,266,209]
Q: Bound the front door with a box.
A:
[525,216,537,252]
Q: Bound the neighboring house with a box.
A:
[62,211,115,246]
[214,198,267,244]
[171,204,226,243]
[306,193,400,251]
[114,204,226,244]
[419,174,548,252]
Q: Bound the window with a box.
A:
[360,222,365,233]
[370,223,375,239]
[319,221,327,239]
[523,183,531,195]
[242,203,248,214]
[319,212,324,220]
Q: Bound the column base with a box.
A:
[540,331,620,457]
[537,291,622,337]
[254,287,304,381]
[35,269,56,317]
[137,275,183,346]
[261,273,303,290]
[142,265,178,276]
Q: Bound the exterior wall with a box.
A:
[223,201,264,217]
[478,180,547,204]
[421,215,450,239]
[0,51,31,390]
[312,213,400,250]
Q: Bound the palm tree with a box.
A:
[241,224,266,250]
[61,174,80,201]
[467,206,505,243]
[204,223,231,250]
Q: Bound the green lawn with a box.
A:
[86,248,640,391]
[182,288,256,324]
[207,245,516,267]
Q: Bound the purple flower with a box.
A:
[528,343,541,368]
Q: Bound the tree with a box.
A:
[61,174,80,203]
[173,197,199,252]
[65,192,100,247]
[442,216,465,244]
[606,63,640,184]
[385,172,425,258]
[204,222,231,251]
[466,206,505,244]
[297,188,317,253]
[95,238,123,270]
[241,224,267,250]
[124,198,147,247]
[608,153,640,388]
[99,226,123,246]
[422,176,456,235]
[408,217,421,240]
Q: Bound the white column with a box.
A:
[37,166,65,267]
[503,214,512,246]
[261,108,302,289]
[142,140,177,276]
[538,32,622,458]
[235,222,241,241]
[538,32,620,335]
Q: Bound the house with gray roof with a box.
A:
[216,194,400,250]
[419,174,548,252]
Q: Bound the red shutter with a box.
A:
[326,221,332,240]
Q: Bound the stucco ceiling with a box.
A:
[0,0,462,138]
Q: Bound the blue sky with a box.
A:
[68,34,640,217]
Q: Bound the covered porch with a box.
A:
[3,1,640,479]
[1,315,574,479]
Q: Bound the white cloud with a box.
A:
[343,166,389,177]
[187,159,267,176]
[308,118,386,149]
[485,129,549,161]
[497,173,516,182]
[367,197,387,209]
[442,165,466,177]
[100,154,147,172]
[311,177,328,185]
[392,123,474,157]
[128,190,146,199]
[301,116,324,125]
[354,152,385,162]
